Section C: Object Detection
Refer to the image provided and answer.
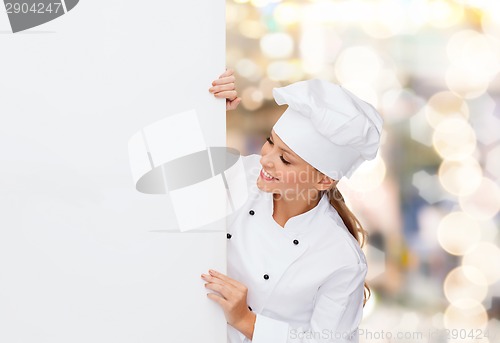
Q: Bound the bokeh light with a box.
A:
[446,65,490,99]
[425,91,469,128]
[458,177,500,220]
[239,20,267,39]
[361,0,406,38]
[437,212,481,256]
[236,58,262,81]
[444,266,488,304]
[444,300,488,330]
[250,0,280,7]
[267,60,303,82]
[446,30,500,98]
[274,3,301,26]
[260,33,294,59]
[432,118,476,161]
[299,25,340,76]
[462,242,500,285]
[342,83,379,108]
[481,8,500,39]
[438,157,482,196]
[227,2,250,25]
[345,152,386,193]
[427,0,464,28]
[241,86,264,111]
[335,46,382,85]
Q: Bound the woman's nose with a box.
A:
[260,156,274,169]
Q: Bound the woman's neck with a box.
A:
[272,190,322,228]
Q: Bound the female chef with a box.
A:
[202,69,383,343]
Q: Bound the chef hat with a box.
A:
[272,79,383,180]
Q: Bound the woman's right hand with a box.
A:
[209,69,241,111]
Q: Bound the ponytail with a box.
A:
[325,187,371,307]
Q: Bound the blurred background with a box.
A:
[225,0,500,342]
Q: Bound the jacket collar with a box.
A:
[259,190,331,235]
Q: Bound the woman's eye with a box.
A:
[266,136,273,145]
[280,155,291,165]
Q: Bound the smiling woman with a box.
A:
[207,69,383,343]
[257,129,334,222]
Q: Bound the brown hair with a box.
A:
[324,186,371,307]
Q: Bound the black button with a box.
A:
[249,210,255,215]
[293,239,299,245]
[227,233,232,239]
[248,306,252,311]
[263,274,269,280]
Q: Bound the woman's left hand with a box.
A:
[201,269,255,331]
[209,69,241,111]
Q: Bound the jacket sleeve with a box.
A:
[249,262,368,343]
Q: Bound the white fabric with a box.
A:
[272,79,383,180]
[226,154,367,343]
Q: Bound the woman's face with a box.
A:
[256,129,333,202]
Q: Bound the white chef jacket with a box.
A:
[226,154,367,343]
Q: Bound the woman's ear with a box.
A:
[316,175,336,191]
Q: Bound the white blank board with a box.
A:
[0,1,227,342]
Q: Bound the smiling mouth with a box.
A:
[260,168,278,181]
